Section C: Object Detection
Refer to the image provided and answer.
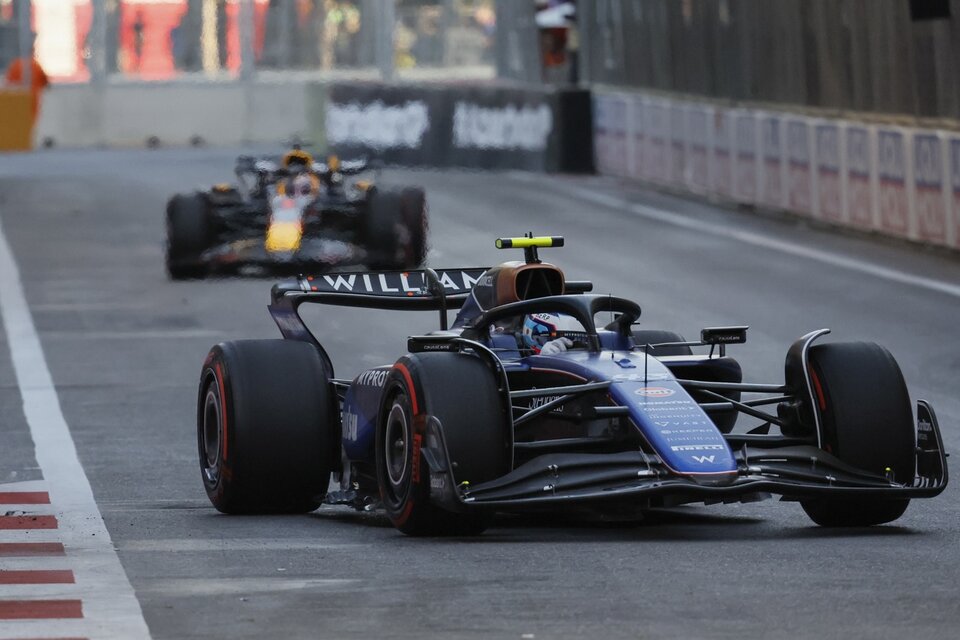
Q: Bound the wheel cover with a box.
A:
[201,384,222,485]
[385,401,409,488]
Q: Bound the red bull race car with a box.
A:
[166,147,427,278]
[195,236,947,535]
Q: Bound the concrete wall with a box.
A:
[594,87,960,252]
[36,79,325,148]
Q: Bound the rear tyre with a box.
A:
[400,187,428,267]
[628,329,692,357]
[166,193,211,279]
[800,342,915,526]
[376,353,511,536]
[198,340,335,514]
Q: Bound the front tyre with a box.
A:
[376,353,511,536]
[198,340,336,514]
[800,342,915,527]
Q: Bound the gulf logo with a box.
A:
[635,386,675,397]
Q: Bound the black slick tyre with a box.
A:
[198,340,336,514]
[628,329,692,357]
[376,352,510,536]
[166,193,211,279]
[399,187,428,267]
[800,342,915,527]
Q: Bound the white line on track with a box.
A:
[135,577,359,597]
[0,217,152,638]
[118,539,367,553]
[532,176,960,300]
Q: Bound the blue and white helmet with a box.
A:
[521,312,587,352]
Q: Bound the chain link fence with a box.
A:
[579,0,960,121]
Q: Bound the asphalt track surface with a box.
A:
[1,147,959,640]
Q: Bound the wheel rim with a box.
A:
[201,383,222,484]
[384,400,409,490]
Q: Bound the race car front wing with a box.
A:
[419,401,948,511]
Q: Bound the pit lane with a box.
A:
[1,148,958,639]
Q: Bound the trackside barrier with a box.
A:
[845,124,876,231]
[644,98,671,186]
[592,87,960,252]
[912,132,951,246]
[815,121,845,224]
[327,82,592,173]
[669,102,687,189]
[877,127,912,240]
[627,93,642,180]
[711,109,734,201]
[0,89,32,151]
[594,92,630,178]
[786,118,814,217]
[685,104,711,195]
[950,137,960,250]
[734,110,757,205]
[36,80,323,148]
[758,112,785,210]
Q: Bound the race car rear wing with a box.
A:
[269,267,490,377]
[270,267,489,312]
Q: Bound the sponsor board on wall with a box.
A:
[685,104,711,194]
[452,101,553,152]
[815,122,844,223]
[951,137,960,249]
[644,99,671,185]
[447,88,560,170]
[786,119,813,216]
[711,109,734,199]
[670,102,687,188]
[326,99,430,151]
[845,125,875,230]
[734,111,757,204]
[877,128,911,238]
[758,113,784,210]
[327,83,559,171]
[912,133,949,245]
[594,93,629,177]
[629,94,644,180]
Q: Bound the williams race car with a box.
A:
[166,148,428,278]
[195,236,947,535]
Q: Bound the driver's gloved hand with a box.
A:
[539,337,574,356]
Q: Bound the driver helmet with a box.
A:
[521,312,587,352]
[290,173,315,197]
[282,149,313,169]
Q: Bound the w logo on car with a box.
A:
[692,455,716,464]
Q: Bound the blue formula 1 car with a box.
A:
[195,236,948,536]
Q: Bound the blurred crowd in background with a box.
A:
[0,0,497,82]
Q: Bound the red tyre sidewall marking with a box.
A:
[215,362,229,462]
[392,363,421,527]
[393,363,419,415]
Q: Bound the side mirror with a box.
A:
[701,326,748,345]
